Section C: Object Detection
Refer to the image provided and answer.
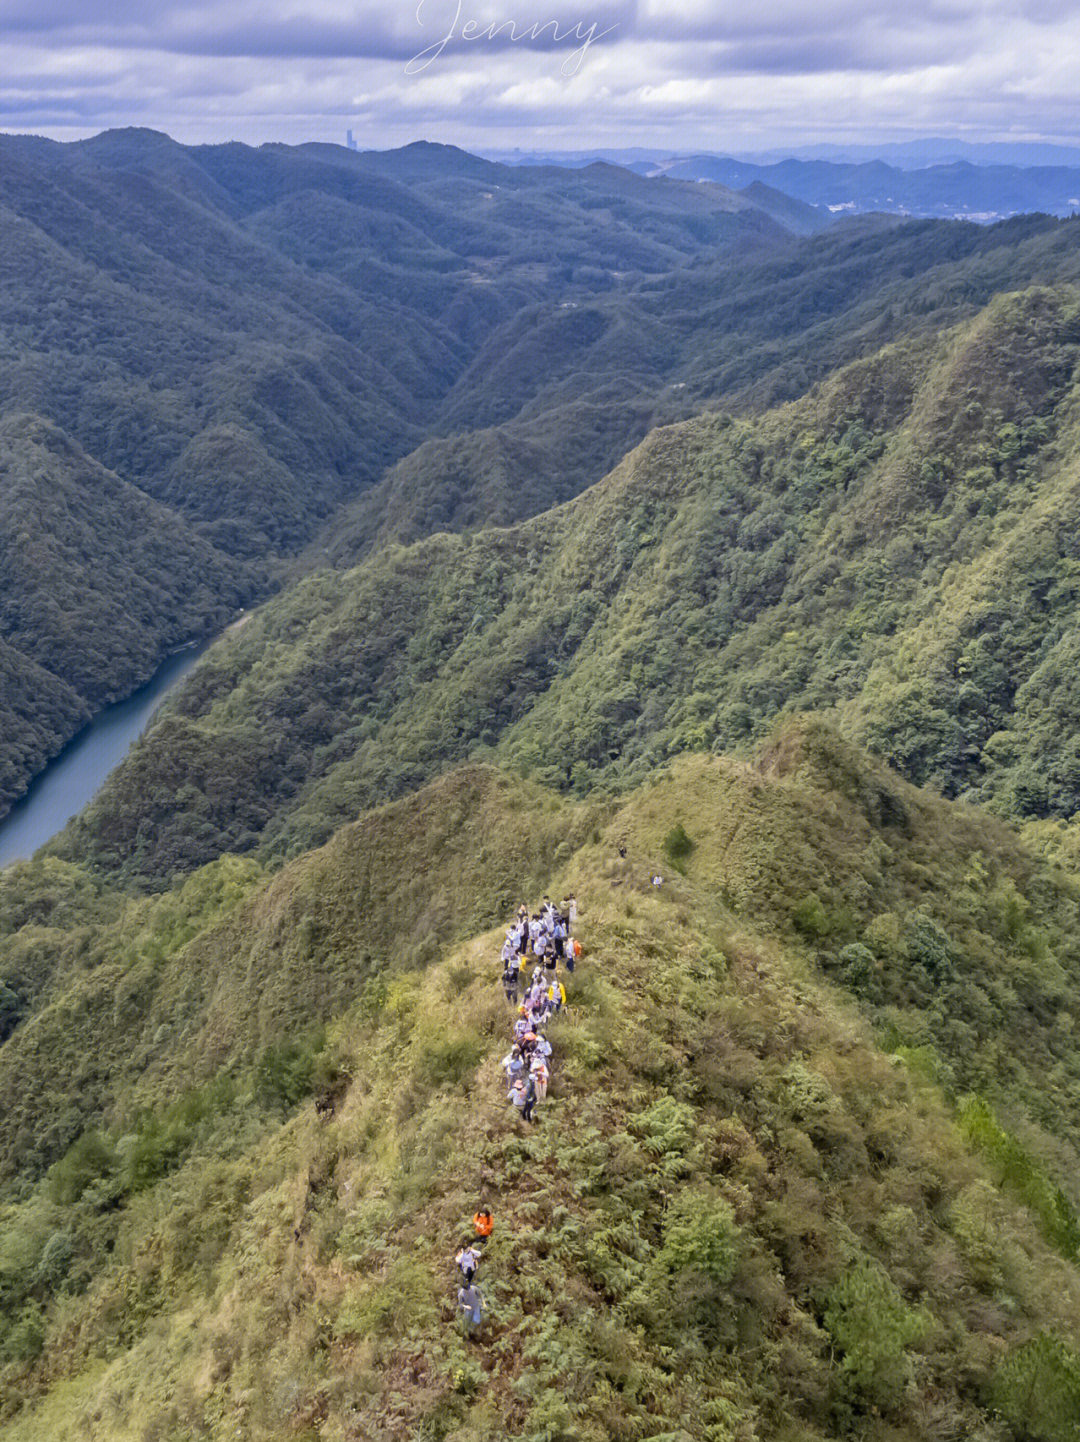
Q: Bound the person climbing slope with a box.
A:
[567,935,582,974]
[501,1044,524,1080]
[551,914,566,959]
[522,1071,539,1123]
[509,1075,528,1116]
[458,1280,485,1338]
[502,954,520,1005]
[473,1205,493,1239]
[456,1241,482,1283]
[530,1055,549,1102]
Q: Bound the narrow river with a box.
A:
[0,635,217,868]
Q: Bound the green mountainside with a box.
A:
[0,132,789,817]
[319,213,1080,565]
[12,134,1080,1440]
[9,132,1080,832]
[57,283,1080,884]
[0,414,252,811]
[5,737,1080,1438]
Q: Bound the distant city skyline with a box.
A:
[3,0,1080,152]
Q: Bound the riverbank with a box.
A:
[0,628,225,868]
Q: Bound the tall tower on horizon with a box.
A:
[346,129,358,151]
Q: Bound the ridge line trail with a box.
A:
[445,873,693,1353]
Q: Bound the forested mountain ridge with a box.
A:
[650,151,1080,219]
[7,133,1080,840]
[55,282,1080,884]
[0,129,794,820]
[6,737,1080,1437]
[11,137,1080,1438]
[319,211,1080,564]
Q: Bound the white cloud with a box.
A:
[1,0,1079,149]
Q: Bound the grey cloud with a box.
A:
[2,0,1080,149]
[0,0,633,58]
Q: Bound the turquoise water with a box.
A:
[0,637,214,868]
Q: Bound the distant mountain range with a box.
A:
[641,156,1080,220]
[485,145,1080,220]
[485,138,1080,170]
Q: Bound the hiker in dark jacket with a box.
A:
[522,1072,538,1122]
[458,1281,485,1336]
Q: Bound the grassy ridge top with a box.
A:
[5,733,1080,1437]
[57,284,1080,884]
[0,767,598,1182]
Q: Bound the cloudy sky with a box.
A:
[2,0,1079,151]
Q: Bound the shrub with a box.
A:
[662,823,695,873]
[793,893,830,939]
[904,911,954,982]
[48,1130,117,1204]
[659,1192,740,1286]
[119,1116,191,1193]
[958,1095,1080,1260]
[992,1333,1080,1441]
[823,1259,927,1410]
[630,1095,698,1172]
[863,912,901,958]
[949,1180,1007,1290]
[255,1036,322,1111]
[1,1305,45,1363]
[0,981,23,1042]
[334,1257,438,1340]
[34,1231,74,1291]
[836,942,877,998]
[415,1035,484,1088]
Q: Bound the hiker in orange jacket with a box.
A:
[473,1206,493,1239]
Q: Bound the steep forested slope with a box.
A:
[9,133,1080,832]
[5,737,1080,1438]
[59,283,1080,883]
[0,414,251,811]
[322,212,1080,564]
[0,131,789,818]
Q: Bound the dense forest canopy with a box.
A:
[51,284,1080,884]
[7,132,1080,826]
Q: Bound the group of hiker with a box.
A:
[500,895,579,1124]
[454,894,581,1336]
[455,1205,493,1337]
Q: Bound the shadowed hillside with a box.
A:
[0,414,252,812]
